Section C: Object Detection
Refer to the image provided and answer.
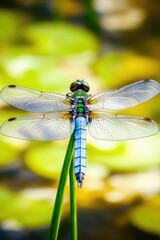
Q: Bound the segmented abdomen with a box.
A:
[74,116,86,187]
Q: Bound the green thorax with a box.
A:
[72,91,89,99]
[71,91,89,115]
[77,99,85,114]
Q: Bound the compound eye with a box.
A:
[70,83,79,92]
[70,85,76,92]
[83,85,90,92]
[70,80,90,92]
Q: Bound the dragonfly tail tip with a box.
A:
[76,172,85,188]
[77,181,83,188]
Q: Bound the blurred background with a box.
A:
[0,0,160,240]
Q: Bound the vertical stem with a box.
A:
[69,156,77,240]
[82,0,101,34]
[48,132,75,240]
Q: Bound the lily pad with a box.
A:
[24,22,99,56]
[93,52,160,88]
[24,142,67,180]
[10,197,52,228]
[0,188,52,228]
[1,55,73,92]
[0,10,21,43]
[1,53,95,92]
[0,141,19,167]
[129,196,160,235]
[87,136,160,172]
[0,188,15,220]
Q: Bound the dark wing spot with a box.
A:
[8,117,16,121]
[143,79,150,82]
[8,85,16,88]
[144,117,152,122]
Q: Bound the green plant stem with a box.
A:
[69,156,77,240]
[82,0,101,34]
[48,132,75,240]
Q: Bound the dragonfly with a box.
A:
[0,79,159,187]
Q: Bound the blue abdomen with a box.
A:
[74,116,87,187]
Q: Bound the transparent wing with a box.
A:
[88,112,159,140]
[89,80,160,110]
[0,112,74,141]
[0,85,70,112]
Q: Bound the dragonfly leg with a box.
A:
[83,98,88,105]
[71,108,77,117]
[84,107,90,115]
[88,116,92,124]
[66,93,74,101]
[87,94,92,101]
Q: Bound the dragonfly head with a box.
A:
[70,80,90,92]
